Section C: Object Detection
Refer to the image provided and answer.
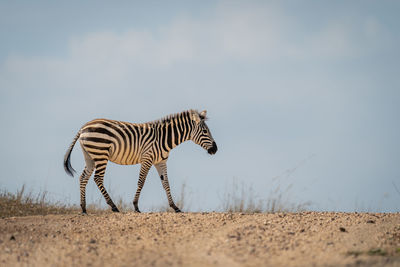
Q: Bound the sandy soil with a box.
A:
[1,212,399,266]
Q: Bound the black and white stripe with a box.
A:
[64,109,217,213]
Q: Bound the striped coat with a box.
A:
[64,109,217,213]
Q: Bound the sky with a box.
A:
[0,1,399,212]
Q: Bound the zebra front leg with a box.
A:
[79,166,94,214]
[93,162,119,212]
[154,162,181,213]
[133,161,152,213]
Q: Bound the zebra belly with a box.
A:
[109,152,141,165]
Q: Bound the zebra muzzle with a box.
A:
[207,142,218,155]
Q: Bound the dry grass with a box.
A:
[0,185,80,218]
[220,180,263,213]
[220,179,311,213]
[0,185,113,217]
[0,183,189,217]
[1,177,310,217]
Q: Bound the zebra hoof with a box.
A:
[174,208,182,213]
[112,207,120,212]
[135,209,141,213]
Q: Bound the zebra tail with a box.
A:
[63,130,81,177]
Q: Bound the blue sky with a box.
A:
[1,1,399,212]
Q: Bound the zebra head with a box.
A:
[190,110,218,155]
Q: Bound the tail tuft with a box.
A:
[64,150,75,177]
[64,131,80,177]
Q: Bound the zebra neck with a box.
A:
[159,115,193,151]
[175,117,193,147]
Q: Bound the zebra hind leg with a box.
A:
[93,163,119,212]
[79,166,94,214]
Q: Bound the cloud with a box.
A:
[0,2,390,125]
[1,2,386,93]
[0,1,392,119]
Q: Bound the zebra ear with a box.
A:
[199,110,207,120]
[191,111,201,123]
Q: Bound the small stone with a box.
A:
[89,239,96,244]
[339,227,347,232]
[10,235,15,241]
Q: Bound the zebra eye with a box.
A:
[202,129,208,134]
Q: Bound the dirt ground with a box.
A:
[0,212,399,267]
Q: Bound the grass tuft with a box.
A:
[367,248,387,256]
[346,251,363,257]
[347,248,389,257]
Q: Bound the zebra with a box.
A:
[64,109,218,214]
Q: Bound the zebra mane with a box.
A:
[150,109,205,125]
